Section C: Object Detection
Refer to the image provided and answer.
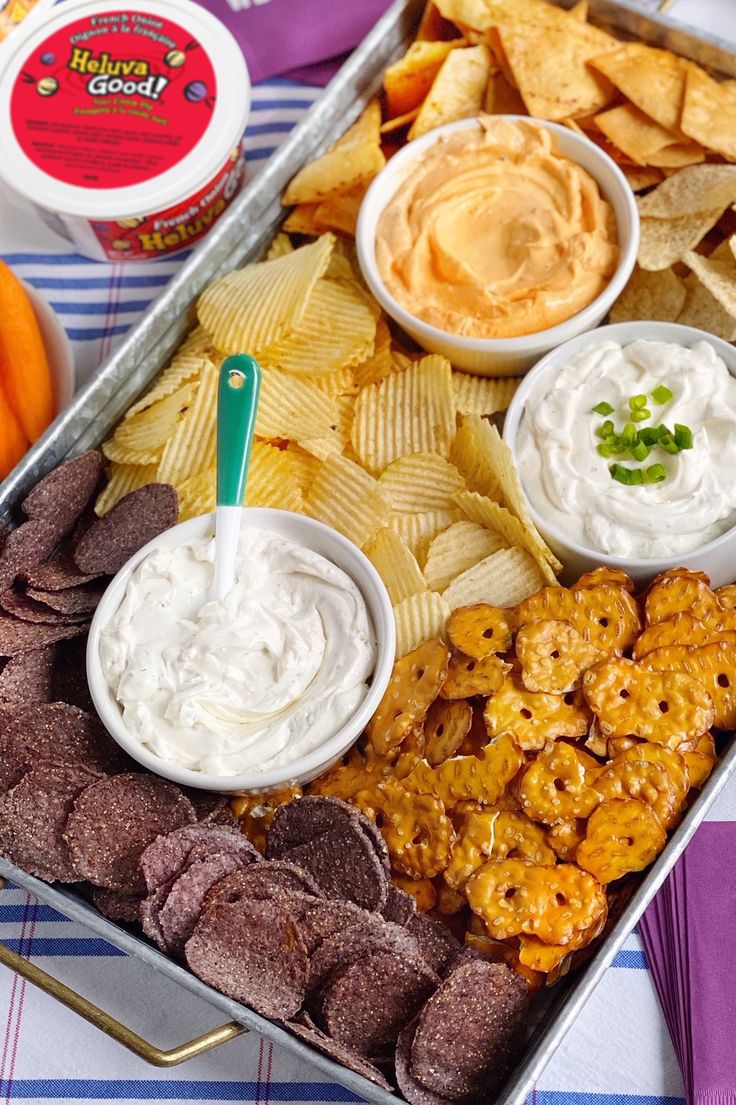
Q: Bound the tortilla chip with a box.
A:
[593,103,686,165]
[313,182,368,238]
[610,266,687,324]
[589,44,687,134]
[408,43,493,140]
[415,0,461,41]
[490,2,617,121]
[622,166,664,192]
[638,209,723,271]
[682,249,736,320]
[681,64,736,162]
[384,40,462,118]
[637,164,736,219]
[646,143,705,169]
[484,70,525,115]
[569,0,588,19]
[283,101,385,205]
[676,272,736,341]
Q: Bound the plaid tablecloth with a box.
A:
[1,2,734,1102]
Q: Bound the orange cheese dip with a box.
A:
[376,117,619,340]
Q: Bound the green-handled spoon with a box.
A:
[211,354,261,603]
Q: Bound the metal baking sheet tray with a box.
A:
[2,1,736,1101]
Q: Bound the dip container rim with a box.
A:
[355,113,640,355]
[86,507,396,794]
[0,0,251,221]
[503,319,736,571]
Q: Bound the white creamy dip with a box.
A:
[516,339,736,559]
[100,527,376,775]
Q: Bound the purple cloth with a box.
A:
[193,1,393,84]
[639,821,736,1105]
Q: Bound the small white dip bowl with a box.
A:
[356,115,640,378]
[503,320,736,588]
[87,508,396,795]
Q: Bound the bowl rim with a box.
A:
[355,113,640,354]
[86,507,396,794]
[21,279,74,416]
[503,319,736,570]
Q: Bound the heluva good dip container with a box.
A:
[0,0,250,260]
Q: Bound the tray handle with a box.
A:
[0,880,246,1067]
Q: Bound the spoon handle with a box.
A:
[216,354,261,507]
[212,355,261,603]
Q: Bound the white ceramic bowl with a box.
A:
[22,281,74,416]
[503,321,736,588]
[356,115,640,377]
[87,508,396,795]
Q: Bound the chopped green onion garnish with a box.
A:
[621,422,637,445]
[597,419,615,438]
[629,394,648,410]
[638,427,659,446]
[674,423,693,449]
[631,441,650,462]
[652,385,673,405]
[592,401,614,416]
[659,434,680,455]
[646,463,667,483]
[610,463,643,485]
[631,408,652,423]
[597,443,611,458]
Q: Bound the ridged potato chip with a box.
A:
[102,439,162,467]
[452,373,519,417]
[394,591,450,657]
[449,414,503,500]
[423,520,507,593]
[352,316,396,388]
[157,360,218,484]
[443,547,546,611]
[305,453,389,549]
[312,366,357,399]
[364,527,427,606]
[197,234,334,354]
[352,354,455,472]
[95,462,160,515]
[176,462,217,522]
[125,351,206,419]
[455,490,558,584]
[244,442,303,512]
[282,101,385,205]
[256,367,341,444]
[389,508,464,562]
[107,383,197,459]
[378,453,464,513]
[258,278,377,377]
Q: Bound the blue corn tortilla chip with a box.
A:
[73,483,178,575]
